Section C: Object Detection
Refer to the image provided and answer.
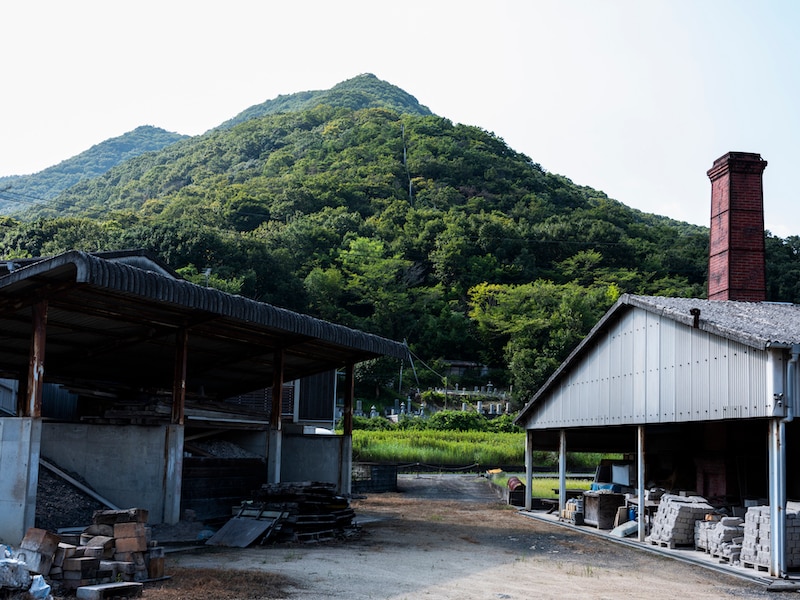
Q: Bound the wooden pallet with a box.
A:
[742,561,769,572]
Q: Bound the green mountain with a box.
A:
[9,75,797,404]
[217,73,433,130]
[0,126,187,212]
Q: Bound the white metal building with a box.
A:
[515,294,800,577]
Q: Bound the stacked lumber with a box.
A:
[252,481,356,543]
[209,481,357,547]
[646,494,714,547]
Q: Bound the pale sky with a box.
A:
[2,1,799,235]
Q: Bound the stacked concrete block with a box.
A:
[694,515,720,551]
[19,527,60,576]
[741,506,800,569]
[646,494,714,547]
[706,517,744,562]
[46,507,164,593]
[741,505,770,568]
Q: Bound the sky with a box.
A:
[2,1,800,235]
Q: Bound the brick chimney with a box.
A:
[707,151,768,301]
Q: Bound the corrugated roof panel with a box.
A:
[519,303,779,430]
[645,313,661,421]
[659,317,676,422]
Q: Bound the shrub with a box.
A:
[426,409,487,432]
[486,413,522,433]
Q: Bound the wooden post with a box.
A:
[271,350,284,430]
[23,301,48,418]
[343,363,355,436]
[267,350,285,484]
[172,328,188,425]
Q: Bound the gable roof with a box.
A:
[515,294,800,424]
[0,251,408,400]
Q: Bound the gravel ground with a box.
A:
[166,474,788,600]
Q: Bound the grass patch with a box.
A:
[352,429,524,467]
[489,475,592,498]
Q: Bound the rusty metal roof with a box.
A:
[0,251,408,400]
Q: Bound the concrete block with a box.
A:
[148,556,164,579]
[54,542,78,567]
[113,522,146,539]
[93,508,149,525]
[83,524,114,538]
[76,581,143,599]
[115,536,146,553]
[19,549,52,576]
[21,527,60,555]
[62,556,100,576]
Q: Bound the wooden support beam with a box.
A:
[23,301,47,418]
[172,328,188,425]
[271,350,284,430]
[343,363,355,437]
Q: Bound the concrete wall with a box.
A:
[280,433,345,488]
[41,423,171,523]
[0,418,41,544]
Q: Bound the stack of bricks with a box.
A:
[739,506,800,569]
[703,516,744,562]
[34,508,162,595]
[646,494,714,547]
[694,514,720,551]
[18,527,60,578]
[741,506,771,568]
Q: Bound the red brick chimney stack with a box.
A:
[707,151,768,301]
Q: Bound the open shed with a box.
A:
[516,151,800,578]
[0,250,408,544]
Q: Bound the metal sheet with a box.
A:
[205,510,286,548]
[525,305,775,431]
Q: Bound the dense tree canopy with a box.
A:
[2,76,798,405]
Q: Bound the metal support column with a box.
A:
[768,418,786,577]
[525,429,534,511]
[637,425,646,542]
[268,350,284,484]
[341,363,355,495]
[558,429,567,515]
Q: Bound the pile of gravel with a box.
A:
[35,467,106,533]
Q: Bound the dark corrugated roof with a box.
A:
[515,294,800,424]
[0,251,408,400]
[625,295,800,349]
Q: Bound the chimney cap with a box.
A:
[708,152,767,180]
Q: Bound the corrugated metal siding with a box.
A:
[523,307,774,430]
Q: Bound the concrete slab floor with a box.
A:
[517,508,789,589]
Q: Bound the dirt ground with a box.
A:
[154,474,792,600]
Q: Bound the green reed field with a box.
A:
[351,429,524,467]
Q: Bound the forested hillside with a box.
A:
[1,75,799,405]
[0,126,187,211]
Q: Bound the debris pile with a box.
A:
[9,508,163,598]
[646,494,714,547]
[207,481,357,547]
[0,549,50,600]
